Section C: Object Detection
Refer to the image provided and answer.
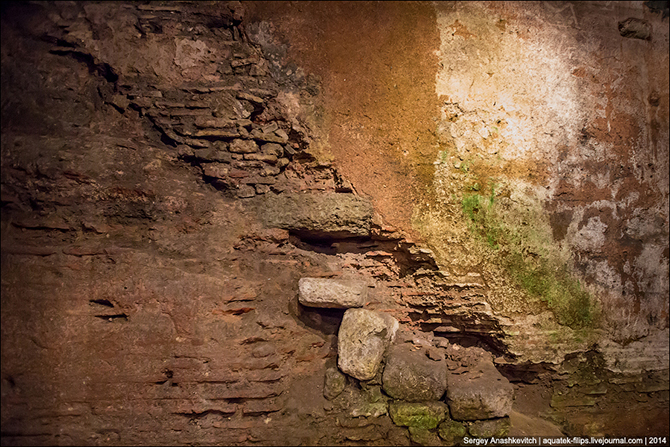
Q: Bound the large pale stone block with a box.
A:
[298,277,367,309]
[337,309,398,381]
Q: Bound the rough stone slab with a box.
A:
[243,153,277,163]
[194,129,239,138]
[260,166,280,176]
[201,163,229,179]
[237,92,264,104]
[232,160,263,169]
[195,117,236,128]
[248,88,276,98]
[261,143,284,157]
[338,309,399,381]
[382,344,447,402]
[236,185,256,198]
[298,277,368,309]
[251,129,287,144]
[446,360,514,420]
[229,139,259,154]
[260,193,373,238]
[389,401,447,429]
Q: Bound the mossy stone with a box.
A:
[468,417,511,438]
[323,366,347,400]
[409,426,442,446]
[438,418,467,444]
[350,401,388,418]
[389,401,447,430]
[382,344,447,401]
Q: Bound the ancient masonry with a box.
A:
[300,280,515,443]
[1,1,668,445]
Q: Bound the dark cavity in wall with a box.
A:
[288,231,438,277]
[435,329,507,358]
[292,300,346,336]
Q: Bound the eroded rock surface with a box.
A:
[337,309,398,381]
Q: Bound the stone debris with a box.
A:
[426,346,444,361]
[446,359,514,420]
[382,344,447,402]
[337,309,398,381]
[328,309,517,441]
[298,277,368,309]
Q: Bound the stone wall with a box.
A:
[1,1,668,445]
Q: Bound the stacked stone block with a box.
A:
[300,276,515,445]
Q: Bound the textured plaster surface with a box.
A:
[427,1,669,362]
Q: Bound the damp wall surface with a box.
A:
[1,1,668,445]
[428,0,670,346]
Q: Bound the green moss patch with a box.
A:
[438,418,467,443]
[461,189,598,329]
[389,401,447,429]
